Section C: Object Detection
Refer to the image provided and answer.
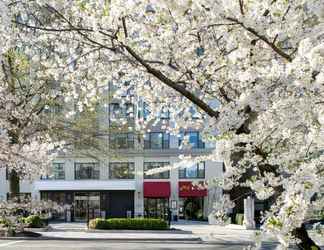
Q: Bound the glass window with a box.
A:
[179,162,205,179]
[189,106,201,119]
[75,163,100,180]
[109,162,135,179]
[143,102,150,120]
[7,192,31,202]
[144,198,169,219]
[40,163,65,180]
[150,133,163,149]
[144,132,170,149]
[142,102,169,120]
[110,133,134,149]
[178,131,205,149]
[109,103,134,121]
[52,163,65,180]
[144,162,170,179]
[159,106,170,119]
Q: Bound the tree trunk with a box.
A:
[9,169,20,200]
[293,224,321,250]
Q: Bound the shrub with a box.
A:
[89,218,168,230]
[235,213,244,225]
[23,215,44,228]
[0,218,11,227]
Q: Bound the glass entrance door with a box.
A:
[144,198,169,219]
[74,192,100,222]
[88,193,101,219]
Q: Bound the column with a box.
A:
[0,168,8,200]
[243,196,256,229]
[100,158,109,180]
[170,157,179,220]
[134,156,144,217]
[205,161,223,218]
[65,159,75,181]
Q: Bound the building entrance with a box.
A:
[179,197,204,220]
[144,198,169,219]
[74,192,100,222]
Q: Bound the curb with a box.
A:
[0,236,202,242]
[86,229,192,234]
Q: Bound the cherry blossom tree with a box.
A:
[1,0,324,248]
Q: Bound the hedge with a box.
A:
[89,218,168,230]
[22,215,44,228]
[235,213,244,225]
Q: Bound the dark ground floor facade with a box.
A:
[41,189,207,222]
[41,190,134,222]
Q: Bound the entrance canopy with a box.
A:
[179,181,207,197]
[143,182,170,198]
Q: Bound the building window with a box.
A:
[144,198,169,219]
[7,192,31,201]
[109,162,135,179]
[75,163,100,180]
[143,102,170,120]
[178,131,205,149]
[144,162,170,179]
[179,162,205,179]
[52,163,65,180]
[109,103,134,121]
[110,133,134,149]
[144,132,170,149]
[41,163,65,180]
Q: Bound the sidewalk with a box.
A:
[36,231,200,241]
[25,221,200,242]
[171,221,261,245]
[171,220,324,247]
[15,221,323,247]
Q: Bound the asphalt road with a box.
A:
[0,239,283,250]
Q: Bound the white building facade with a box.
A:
[0,96,223,222]
[0,143,222,222]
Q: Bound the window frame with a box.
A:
[144,132,170,149]
[178,162,205,179]
[178,131,205,149]
[52,163,65,180]
[109,132,135,149]
[109,162,135,179]
[74,162,100,180]
[109,102,134,121]
[144,162,170,179]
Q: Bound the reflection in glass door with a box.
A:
[144,198,168,219]
[89,193,101,219]
[74,192,100,222]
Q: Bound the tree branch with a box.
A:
[122,44,220,118]
[226,17,293,62]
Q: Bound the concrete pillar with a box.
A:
[134,156,144,217]
[205,161,223,218]
[170,157,179,218]
[100,159,109,180]
[0,168,8,200]
[31,184,40,201]
[65,159,75,181]
[243,196,256,229]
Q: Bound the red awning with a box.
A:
[179,181,207,197]
[143,182,171,198]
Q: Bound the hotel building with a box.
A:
[0,97,223,222]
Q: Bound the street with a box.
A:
[0,240,284,250]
